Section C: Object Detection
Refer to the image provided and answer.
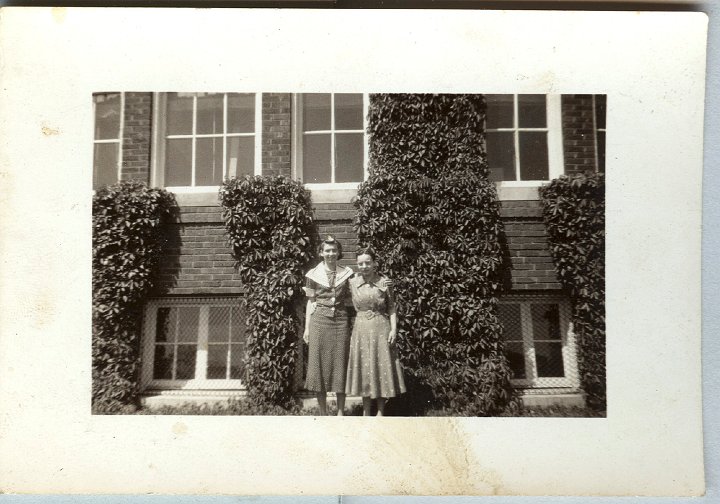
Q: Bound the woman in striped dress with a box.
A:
[302,236,354,416]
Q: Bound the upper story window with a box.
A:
[92,92,123,190]
[294,93,368,186]
[153,93,261,189]
[594,95,607,172]
[486,94,563,184]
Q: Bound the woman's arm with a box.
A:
[303,299,314,344]
[386,277,397,345]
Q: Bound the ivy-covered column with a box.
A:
[92,181,175,413]
[220,175,316,407]
[540,173,606,410]
[354,94,513,416]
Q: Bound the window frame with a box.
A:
[499,294,580,389]
[141,297,247,391]
[92,92,124,189]
[487,94,564,200]
[291,93,369,202]
[151,92,263,199]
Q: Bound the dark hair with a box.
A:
[356,247,377,261]
[318,236,343,260]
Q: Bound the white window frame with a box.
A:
[151,93,262,206]
[500,295,580,389]
[92,92,124,189]
[141,297,247,391]
[593,94,607,172]
[292,93,369,204]
[488,94,564,201]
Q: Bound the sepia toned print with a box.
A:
[92,92,606,417]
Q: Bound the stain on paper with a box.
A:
[172,422,188,435]
[41,124,60,136]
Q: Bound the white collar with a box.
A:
[305,263,354,288]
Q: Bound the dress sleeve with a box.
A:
[302,277,317,300]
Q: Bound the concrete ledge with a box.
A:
[520,392,586,408]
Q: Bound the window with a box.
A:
[499,296,579,388]
[141,298,248,390]
[294,93,368,185]
[486,94,563,183]
[594,94,607,172]
[92,92,123,189]
[153,93,261,189]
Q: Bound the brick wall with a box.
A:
[312,203,358,269]
[154,207,243,295]
[561,94,598,176]
[500,200,561,291]
[121,92,153,183]
[262,93,292,178]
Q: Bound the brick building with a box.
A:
[92,93,606,408]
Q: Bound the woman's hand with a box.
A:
[388,329,397,345]
[303,328,310,344]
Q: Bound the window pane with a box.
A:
[487,131,516,181]
[505,341,526,379]
[176,345,197,379]
[595,95,607,130]
[226,136,254,178]
[153,345,174,380]
[165,138,192,186]
[531,303,561,340]
[230,343,246,379]
[303,134,331,183]
[177,307,199,343]
[519,132,549,180]
[335,133,364,183]
[196,93,223,135]
[486,95,513,129]
[597,130,606,172]
[334,93,363,130]
[166,93,193,135]
[227,93,255,134]
[303,94,331,131]
[155,307,174,343]
[498,303,522,341]
[208,306,230,343]
[518,94,547,128]
[534,342,565,378]
[93,143,118,188]
[207,344,229,379]
[231,305,246,342]
[195,137,224,186]
[94,93,121,140]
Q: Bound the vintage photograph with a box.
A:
[92,92,606,417]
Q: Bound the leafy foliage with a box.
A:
[220,175,316,406]
[354,94,513,416]
[540,172,606,410]
[92,181,176,414]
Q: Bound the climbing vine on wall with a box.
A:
[220,175,316,406]
[92,180,175,413]
[354,94,513,416]
[540,172,606,410]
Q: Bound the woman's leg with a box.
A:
[362,397,372,416]
[376,397,387,416]
[316,392,327,416]
[336,392,346,416]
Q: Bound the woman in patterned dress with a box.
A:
[346,247,406,416]
[302,236,354,416]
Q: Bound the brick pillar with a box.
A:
[262,93,292,178]
[121,92,153,183]
[561,95,598,176]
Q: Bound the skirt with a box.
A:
[345,312,406,399]
[305,310,350,393]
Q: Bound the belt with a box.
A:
[359,309,387,320]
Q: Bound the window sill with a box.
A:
[163,181,547,207]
